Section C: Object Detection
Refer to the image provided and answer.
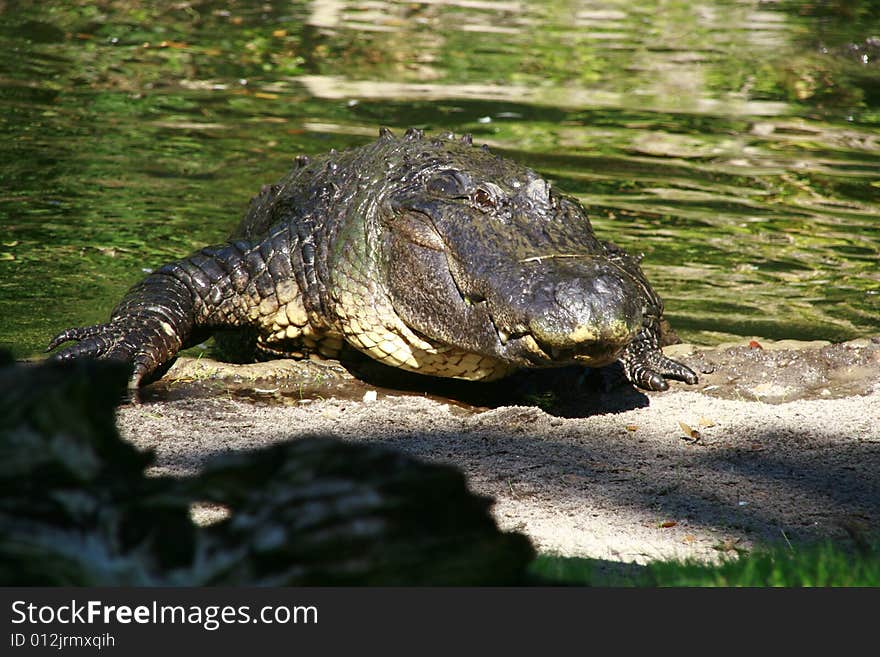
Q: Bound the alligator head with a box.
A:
[378,131,658,373]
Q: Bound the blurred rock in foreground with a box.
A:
[0,354,533,585]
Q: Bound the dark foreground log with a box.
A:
[0,354,533,585]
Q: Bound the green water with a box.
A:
[1,0,879,358]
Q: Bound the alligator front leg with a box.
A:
[618,324,698,392]
[47,274,196,386]
[48,233,298,387]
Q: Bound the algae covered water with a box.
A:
[1,0,878,358]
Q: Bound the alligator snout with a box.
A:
[517,260,645,365]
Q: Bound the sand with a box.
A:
[116,337,880,564]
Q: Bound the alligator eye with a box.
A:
[473,188,496,210]
[426,170,469,196]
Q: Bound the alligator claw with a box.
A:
[619,327,698,392]
[642,371,669,392]
[633,352,698,391]
[47,324,113,354]
[47,319,176,388]
[653,354,699,385]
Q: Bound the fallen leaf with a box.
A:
[679,421,701,441]
[625,424,639,432]
[683,535,696,544]
[659,520,677,528]
[748,340,763,349]
[698,416,716,427]
[273,29,287,37]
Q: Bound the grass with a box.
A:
[531,541,880,587]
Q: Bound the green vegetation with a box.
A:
[532,541,880,586]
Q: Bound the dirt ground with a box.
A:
[116,336,880,565]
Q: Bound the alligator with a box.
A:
[48,128,698,393]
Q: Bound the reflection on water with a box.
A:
[0,0,878,358]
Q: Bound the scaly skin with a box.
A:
[48,237,289,385]
[49,128,697,392]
